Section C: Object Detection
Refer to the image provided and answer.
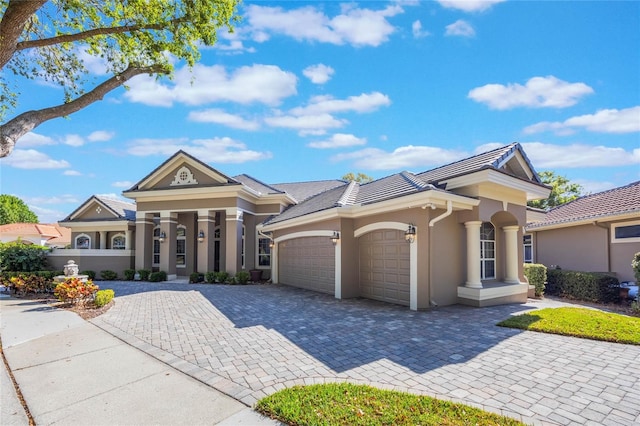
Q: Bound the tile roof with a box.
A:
[95,196,137,221]
[527,181,640,229]
[416,142,540,184]
[233,174,286,196]
[265,184,349,224]
[0,223,70,245]
[356,171,435,205]
[272,180,347,203]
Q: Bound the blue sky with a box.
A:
[1,0,639,223]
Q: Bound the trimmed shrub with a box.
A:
[236,270,250,285]
[9,273,55,295]
[215,271,229,283]
[99,270,118,280]
[0,242,48,272]
[123,269,136,281]
[54,278,99,305]
[546,269,620,303]
[189,272,203,283]
[94,289,115,307]
[149,271,167,282]
[205,271,216,284]
[137,269,151,281]
[80,270,96,280]
[523,263,547,297]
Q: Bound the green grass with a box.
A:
[497,307,640,345]
[256,383,524,426]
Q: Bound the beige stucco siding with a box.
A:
[430,214,464,306]
[610,240,640,282]
[534,225,608,273]
[47,252,134,278]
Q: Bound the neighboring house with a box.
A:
[525,181,640,282]
[59,143,550,308]
[0,222,71,248]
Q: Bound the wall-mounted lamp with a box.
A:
[405,225,416,243]
[330,231,340,245]
[159,231,166,243]
[198,230,205,243]
[269,240,275,249]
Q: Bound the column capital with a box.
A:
[225,208,244,222]
[464,220,483,228]
[502,225,520,232]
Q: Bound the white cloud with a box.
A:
[437,0,506,12]
[264,113,347,135]
[63,170,82,176]
[188,109,260,131]
[87,130,115,142]
[523,106,640,135]
[125,64,297,107]
[473,142,640,168]
[0,149,70,169]
[574,179,618,195]
[308,133,367,149]
[291,92,391,115]
[24,195,80,205]
[20,132,56,148]
[469,76,594,110]
[63,134,85,147]
[412,20,430,38]
[332,145,467,170]
[127,137,271,164]
[112,181,134,188]
[245,4,402,47]
[77,47,109,75]
[445,20,475,37]
[303,64,335,84]
[28,205,68,224]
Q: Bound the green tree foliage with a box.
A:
[0,242,48,271]
[342,172,374,183]
[528,171,583,210]
[0,194,38,224]
[0,0,239,157]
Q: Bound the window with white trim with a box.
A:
[480,222,496,280]
[153,227,161,266]
[176,225,186,267]
[612,220,640,243]
[257,237,271,267]
[112,234,126,250]
[76,234,91,249]
[523,234,533,263]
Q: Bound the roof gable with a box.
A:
[63,196,135,222]
[126,150,239,192]
[528,180,640,229]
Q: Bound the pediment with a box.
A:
[69,198,120,221]
[495,148,540,183]
[131,151,237,191]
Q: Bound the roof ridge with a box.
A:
[418,142,518,176]
[234,173,285,195]
[547,180,640,214]
[400,171,430,190]
[336,180,360,206]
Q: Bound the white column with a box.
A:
[125,230,132,250]
[99,231,107,249]
[503,225,520,283]
[465,221,483,288]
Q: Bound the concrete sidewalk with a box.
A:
[0,294,279,425]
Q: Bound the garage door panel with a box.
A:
[279,236,335,295]
[359,229,410,306]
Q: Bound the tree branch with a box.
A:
[0,65,168,158]
[16,18,185,51]
[0,0,47,69]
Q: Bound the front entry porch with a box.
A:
[457,281,529,307]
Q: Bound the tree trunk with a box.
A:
[0,65,166,158]
[0,0,47,69]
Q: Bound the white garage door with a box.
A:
[278,236,335,295]
[359,229,410,306]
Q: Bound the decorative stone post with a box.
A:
[465,221,483,288]
[503,225,520,283]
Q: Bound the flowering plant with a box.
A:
[54,278,99,305]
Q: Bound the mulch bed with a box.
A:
[4,292,114,320]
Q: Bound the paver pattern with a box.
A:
[93,282,640,426]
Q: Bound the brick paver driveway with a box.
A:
[93,282,640,426]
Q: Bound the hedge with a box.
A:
[523,264,547,297]
[546,269,620,303]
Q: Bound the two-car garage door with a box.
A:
[359,229,410,306]
[278,236,335,294]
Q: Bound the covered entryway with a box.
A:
[278,236,335,294]
[359,229,410,306]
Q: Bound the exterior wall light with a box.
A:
[198,230,205,243]
[159,231,166,243]
[405,225,416,243]
[330,231,340,245]
[269,240,275,249]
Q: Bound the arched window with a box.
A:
[152,227,161,266]
[111,233,126,250]
[480,222,495,280]
[76,234,91,249]
[176,225,186,267]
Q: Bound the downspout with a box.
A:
[427,200,453,307]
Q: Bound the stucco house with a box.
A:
[525,181,640,283]
[0,223,71,248]
[55,142,551,309]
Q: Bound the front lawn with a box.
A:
[256,382,524,426]
[497,307,640,345]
